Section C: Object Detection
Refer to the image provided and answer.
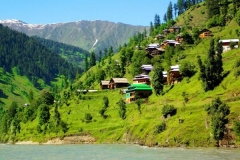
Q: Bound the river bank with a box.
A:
[14,135,96,145]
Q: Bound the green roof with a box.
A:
[126,83,152,92]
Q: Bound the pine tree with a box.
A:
[152,64,164,95]
[167,1,173,21]
[154,14,161,29]
[173,3,178,18]
[108,46,114,57]
[197,39,223,91]
[215,38,223,85]
[150,22,154,36]
[84,54,89,72]
[99,50,102,62]
[205,0,220,18]
[163,13,167,23]
[90,51,96,67]
[177,0,185,15]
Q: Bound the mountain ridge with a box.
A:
[0,19,148,52]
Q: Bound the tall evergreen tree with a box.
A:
[150,21,154,36]
[167,1,173,21]
[90,51,96,67]
[84,54,89,72]
[104,48,108,58]
[163,13,167,23]
[205,0,220,18]
[215,38,223,84]
[177,0,185,15]
[152,64,164,95]
[99,50,102,62]
[174,3,178,18]
[154,14,161,29]
[197,39,223,91]
[108,46,114,57]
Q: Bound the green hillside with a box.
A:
[1,1,240,147]
[33,37,90,69]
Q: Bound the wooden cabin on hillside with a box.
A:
[169,65,182,84]
[161,40,180,49]
[100,80,110,89]
[154,34,165,40]
[219,39,239,53]
[109,78,129,89]
[199,29,212,39]
[176,34,184,43]
[141,64,153,75]
[133,74,151,85]
[169,26,181,34]
[125,83,152,103]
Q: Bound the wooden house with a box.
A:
[199,29,212,39]
[125,83,152,103]
[141,64,153,75]
[169,26,181,34]
[146,43,165,57]
[163,29,170,35]
[154,34,165,40]
[161,40,180,49]
[176,34,184,43]
[163,71,168,82]
[219,39,239,53]
[100,80,110,89]
[133,74,151,85]
[169,65,182,84]
[109,78,129,89]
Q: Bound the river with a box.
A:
[0,144,239,160]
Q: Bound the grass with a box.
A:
[2,2,240,147]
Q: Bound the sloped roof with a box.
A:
[141,64,153,71]
[219,39,239,43]
[111,78,129,83]
[126,83,152,92]
[101,80,110,85]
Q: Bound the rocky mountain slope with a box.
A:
[0,19,148,53]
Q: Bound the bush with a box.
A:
[234,68,240,78]
[162,104,177,118]
[155,122,166,134]
[206,15,225,28]
[236,10,240,26]
[233,121,240,137]
[180,61,196,77]
[85,113,92,122]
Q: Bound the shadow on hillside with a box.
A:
[222,71,230,79]
[12,92,20,97]
[0,89,8,98]
[0,79,9,85]
[164,85,174,95]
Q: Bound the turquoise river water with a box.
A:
[0,144,240,160]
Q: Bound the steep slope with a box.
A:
[0,24,79,87]
[33,36,90,69]
[0,19,148,53]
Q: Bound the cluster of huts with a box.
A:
[100,26,239,103]
[149,27,239,56]
[100,64,181,103]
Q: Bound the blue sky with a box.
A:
[0,0,177,26]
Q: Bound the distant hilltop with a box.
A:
[0,19,148,53]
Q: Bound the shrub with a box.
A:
[233,121,240,137]
[85,113,92,122]
[236,10,240,26]
[205,97,229,143]
[162,104,177,118]
[180,61,196,77]
[234,68,240,78]
[155,122,166,134]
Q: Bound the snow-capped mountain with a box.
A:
[0,19,148,52]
